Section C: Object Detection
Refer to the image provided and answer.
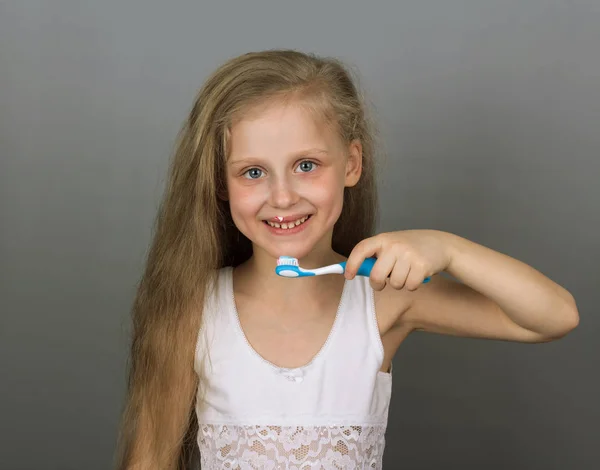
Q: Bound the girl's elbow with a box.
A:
[564,304,580,334]
[563,292,580,332]
[548,294,580,340]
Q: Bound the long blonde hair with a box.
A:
[115,49,379,470]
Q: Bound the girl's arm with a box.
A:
[400,232,579,342]
[345,230,579,342]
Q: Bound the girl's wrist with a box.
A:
[441,230,467,275]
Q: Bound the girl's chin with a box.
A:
[261,242,334,264]
[249,240,314,260]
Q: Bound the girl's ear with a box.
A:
[219,130,231,201]
[217,174,229,201]
[344,139,363,187]
[217,188,229,201]
[216,170,229,201]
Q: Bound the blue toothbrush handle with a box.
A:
[355,257,377,276]
[341,257,431,283]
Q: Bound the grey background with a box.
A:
[1,1,598,469]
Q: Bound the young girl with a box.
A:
[116,50,579,470]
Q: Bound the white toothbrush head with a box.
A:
[275,256,314,277]
[277,256,299,266]
[275,256,345,278]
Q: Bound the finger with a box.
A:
[345,236,383,279]
[369,254,396,291]
[405,261,428,291]
[388,261,410,290]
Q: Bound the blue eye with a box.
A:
[243,168,263,179]
[297,161,317,172]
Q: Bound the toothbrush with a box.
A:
[276,256,431,283]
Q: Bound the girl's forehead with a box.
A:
[228,101,340,158]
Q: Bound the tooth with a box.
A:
[268,216,310,229]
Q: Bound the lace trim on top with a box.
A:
[198,424,386,469]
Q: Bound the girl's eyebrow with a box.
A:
[228,148,329,167]
[228,148,329,166]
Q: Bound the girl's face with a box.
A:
[226,100,362,263]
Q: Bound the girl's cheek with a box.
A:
[228,186,266,219]
[228,179,259,200]
[303,174,343,200]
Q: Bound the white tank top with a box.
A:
[194,266,392,469]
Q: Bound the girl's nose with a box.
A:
[268,176,299,209]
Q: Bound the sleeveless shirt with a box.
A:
[194,267,392,469]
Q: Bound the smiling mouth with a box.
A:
[263,215,312,229]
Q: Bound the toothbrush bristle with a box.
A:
[277,256,299,266]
